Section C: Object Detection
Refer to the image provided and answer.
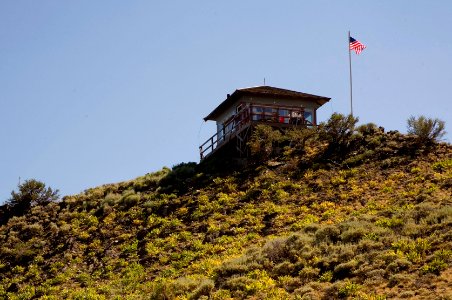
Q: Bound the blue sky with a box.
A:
[1,1,451,203]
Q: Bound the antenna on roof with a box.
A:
[264,78,266,85]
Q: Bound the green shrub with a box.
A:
[421,249,451,275]
[103,193,121,205]
[4,179,59,222]
[262,237,288,263]
[356,123,380,136]
[318,113,359,158]
[71,289,106,300]
[277,275,302,292]
[222,276,254,296]
[387,273,412,288]
[375,217,404,229]
[386,258,411,273]
[339,222,370,243]
[283,127,317,156]
[298,266,320,281]
[248,124,283,161]
[421,257,448,275]
[318,270,333,282]
[424,206,452,225]
[159,162,198,194]
[273,261,295,276]
[120,192,140,207]
[133,167,171,192]
[334,260,358,279]
[293,285,315,297]
[189,279,214,299]
[407,115,446,143]
[314,225,341,244]
[432,159,452,172]
[343,150,375,166]
[337,280,361,297]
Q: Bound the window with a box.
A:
[225,121,234,134]
[252,106,263,121]
[264,107,276,114]
[278,109,288,116]
[217,123,224,140]
[278,109,289,123]
[304,110,313,125]
[263,107,277,121]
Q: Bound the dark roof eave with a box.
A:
[203,86,331,121]
[203,89,241,121]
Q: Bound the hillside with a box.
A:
[1,116,451,299]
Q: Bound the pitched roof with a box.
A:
[204,86,331,121]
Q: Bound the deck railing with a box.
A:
[200,103,312,160]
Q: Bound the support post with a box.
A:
[348,30,353,116]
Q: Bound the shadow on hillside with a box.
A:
[158,162,198,195]
[158,157,248,195]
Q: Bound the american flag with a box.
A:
[349,36,366,55]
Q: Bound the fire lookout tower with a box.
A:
[199,86,330,160]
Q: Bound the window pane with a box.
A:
[279,109,289,116]
[252,107,263,113]
[304,111,313,123]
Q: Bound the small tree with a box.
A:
[248,125,283,161]
[319,113,359,146]
[7,179,59,217]
[407,116,446,143]
[318,113,359,158]
[284,127,317,155]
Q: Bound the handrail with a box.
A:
[200,103,312,159]
[200,105,251,159]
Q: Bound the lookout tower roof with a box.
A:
[203,86,330,121]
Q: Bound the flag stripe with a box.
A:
[349,36,366,55]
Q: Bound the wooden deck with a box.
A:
[200,103,313,160]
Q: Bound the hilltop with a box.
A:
[1,115,451,299]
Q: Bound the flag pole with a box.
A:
[348,30,353,116]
